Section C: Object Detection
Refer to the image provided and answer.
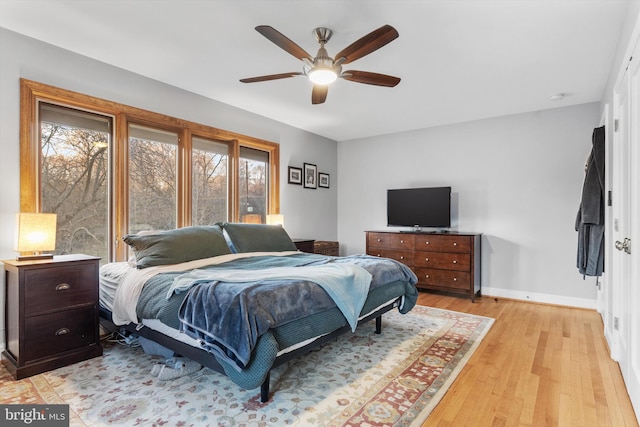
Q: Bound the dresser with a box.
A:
[366,231,481,301]
[2,254,103,379]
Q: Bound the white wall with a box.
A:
[0,29,338,347]
[337,103,601,307]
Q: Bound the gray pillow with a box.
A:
[219,222,297,253]
[123,225,231,269]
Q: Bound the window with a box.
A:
[239,146,268,224]
[192,137,229,225]
[128,125,178,232]
[39,103,111,260]
[20,79,279,262]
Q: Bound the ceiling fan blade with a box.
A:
[312,85,328,104]
[255,25,313,61]
[240,72,303,83]
[341,70,401,87]
[334,25,399,65]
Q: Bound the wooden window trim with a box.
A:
[20,78,280,261]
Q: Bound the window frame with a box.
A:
[20,79,280,262]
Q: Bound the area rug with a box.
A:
[0,306,493,426]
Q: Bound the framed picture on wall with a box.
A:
[288,166,302,185]
[303,163,317,189]
[319,173,330,188]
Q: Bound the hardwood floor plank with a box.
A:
[417,292,639,426]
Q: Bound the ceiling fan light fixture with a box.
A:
[308,67,338,85]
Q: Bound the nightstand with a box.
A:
[292,238,315,253]
[2,254,103,379]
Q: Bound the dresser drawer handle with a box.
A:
[55,328,70,336]
[56,283,70,291]
[400,256,405,260]
[453,278,458,282]
[425,241,430,245]
[453,242,458,246]
[425,274,430,279]
[425,258,429,262]
[377,238,382,242]
[376,253,382,257]
[452,260,458,264]
[400,239,404,243]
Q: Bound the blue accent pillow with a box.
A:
[123,225,231,269]
[218,222,297,253]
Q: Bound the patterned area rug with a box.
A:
[1,306,493,426]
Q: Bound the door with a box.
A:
[612,39,640,419]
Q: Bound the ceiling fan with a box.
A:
[240,25,401,104]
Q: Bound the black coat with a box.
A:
[576,126,605,277]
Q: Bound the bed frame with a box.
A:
[100,299,396,402]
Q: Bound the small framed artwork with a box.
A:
[288,166,302,185]
[303,163,317,189]
[319,172,330,188]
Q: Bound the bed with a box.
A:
[99,223,418,402]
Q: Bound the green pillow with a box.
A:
[219,222,297,253]
[123,226,231,269]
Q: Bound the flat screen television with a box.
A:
[387,186,451,230]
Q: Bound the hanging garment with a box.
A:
[575,126,605,277]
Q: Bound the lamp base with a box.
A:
[16,254,54,261]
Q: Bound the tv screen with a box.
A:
[387,186,451,229]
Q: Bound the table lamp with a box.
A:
[14,212,57,261]
[266,214,284,227]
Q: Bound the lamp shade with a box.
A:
[14,213,57,257]
[266,214,284,227]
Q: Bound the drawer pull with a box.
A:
[453,278,458,282]
[425,258,429,262]
[425,241,430,245]
[56,283,71,291]
[377,238,382,242]
[55,328,70,336]
[453,242,458,246]
[376,253,381,257]
[453,260,458,264]
[400,256,405,260]
[425,274,430,279]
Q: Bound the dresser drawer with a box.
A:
[415,268,471,291]
[368,232,415,250]
[414,251,470,271]
[23,306,97,361]
[24,263,97,316]
[369,249,414,267]
[414,235,471,253]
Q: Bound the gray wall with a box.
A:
[337,103,601,307]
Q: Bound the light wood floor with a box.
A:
[417,292,639,427]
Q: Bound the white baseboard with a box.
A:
[482,286,597,310]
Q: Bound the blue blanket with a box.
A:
[170,263,371,331]
[176,253,417,371]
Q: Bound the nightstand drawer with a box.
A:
[23,306,97,361]
[24,264,97,315]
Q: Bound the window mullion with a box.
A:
[179,128,192,227]
[230,140,240,222]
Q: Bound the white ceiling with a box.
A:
[0,0,631,141]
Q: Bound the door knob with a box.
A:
[615,238,632,254]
